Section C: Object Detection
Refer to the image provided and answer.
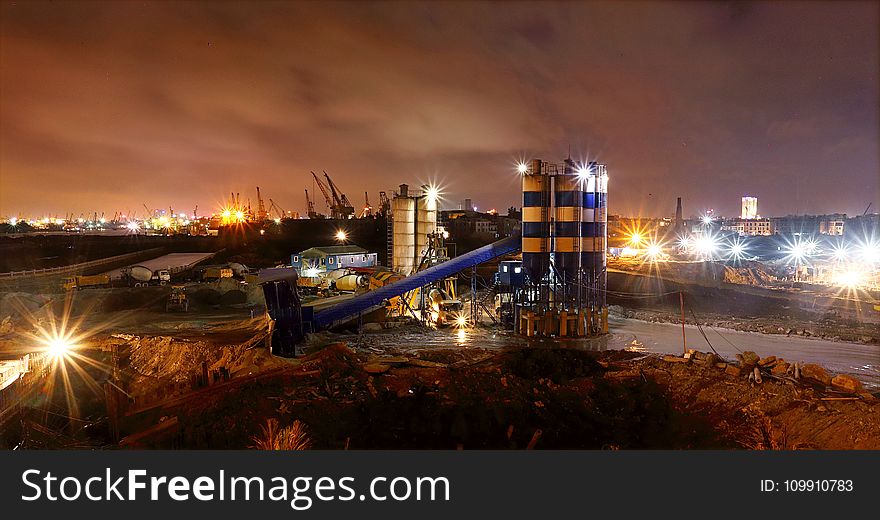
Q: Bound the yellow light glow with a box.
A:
[43,335,76,359]
[630,233,642,245]
[335,230,348,242]
[835,270,864,289]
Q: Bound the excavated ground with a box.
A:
[110,336,879,450]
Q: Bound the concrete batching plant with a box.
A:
[519,158,608,337]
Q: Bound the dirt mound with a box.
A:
[100,287,167,312]
[190,287,221,306]
[501,347,605,383]
[0,291,52,319]
[220,289,247,305]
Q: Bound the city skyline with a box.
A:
[1,1,878,218]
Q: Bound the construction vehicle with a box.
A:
[166,286,189,312]
[202,267,233,281]
[121,265,171,287]
[62,274,110,291]
[425,287,463,326]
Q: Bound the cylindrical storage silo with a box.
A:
[553,158,582,285]
[521,159,550,282]
[580,162,608,308]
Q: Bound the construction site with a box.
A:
[1,161,878,450]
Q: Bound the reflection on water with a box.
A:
[336,319,879,389]
[339,324,609,353]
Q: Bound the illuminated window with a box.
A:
[514,267,522,274]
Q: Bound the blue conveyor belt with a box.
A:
[312,235,521,330]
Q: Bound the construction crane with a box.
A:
[310,171,334,213]
[864,202,873,216]
[256,187,268,220]
[268,198,287,220]
[360,191,373,218]
[378,191,391,217]
[304,190,322,219]
[323,171,355,219]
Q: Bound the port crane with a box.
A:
[360,192,373,218]
[268,198,287,220]
[255,187,269,220]
[378,191,391,217]
[304,189,322,219]
[310,171,335,214]
[323,171,355,219]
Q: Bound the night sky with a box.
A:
[1,1,877,219]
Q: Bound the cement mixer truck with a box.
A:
[121,265,171,287]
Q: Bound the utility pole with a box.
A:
[679,291,687,354]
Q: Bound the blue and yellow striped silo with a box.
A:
[580,162,608,306]
[521,159,550,282]
[553,158,582,283]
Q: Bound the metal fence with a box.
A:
[0,247,166,279]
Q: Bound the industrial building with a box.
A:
[722,217,775,236]
[291,245,377,274]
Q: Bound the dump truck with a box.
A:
[202,267,233,281]
[121,265,171,287]
[62,274,110,291]
[166,286,189,312]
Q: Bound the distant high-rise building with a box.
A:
[741,196,758,219]
[462,198,474,212]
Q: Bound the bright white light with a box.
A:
[576,166,590,179]
[456,315,467,328]
[99,217,106,224]
[126,221,140,231]
[335,230,348,242]
[785,239,812,264]
[860,242,880,264]
[274,218,281,224]
[725,239,748,261]
[695,235,719,258]
[701,215,713,225]
[516,162,528,174]
[235,211,245,221]
[425,185,441,204]
[646,243,662,258]
[303,267,321,278]
[9,217,17,226]
[831,244,849,262]
[678,236,690,249]
[630,233,642,245]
